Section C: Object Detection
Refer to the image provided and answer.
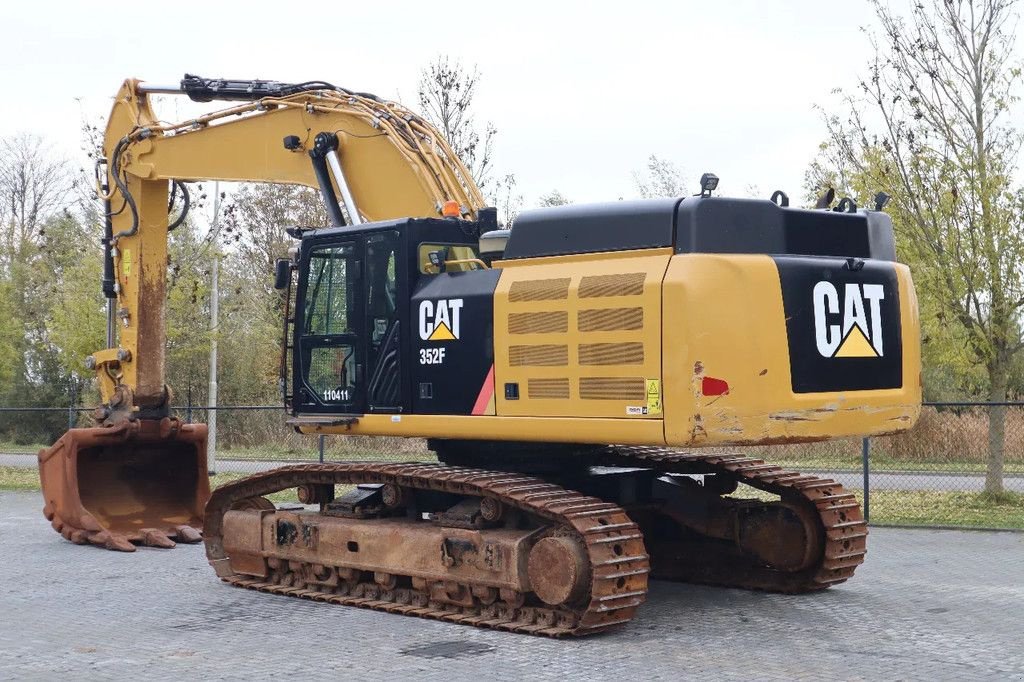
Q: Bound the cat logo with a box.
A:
[418,299,463,342]
[812,282,885,358]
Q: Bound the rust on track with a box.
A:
[204,447,867,636]
[601,445,867,592]
[204,463,650,637]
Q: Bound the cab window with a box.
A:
[300,243,359,406]
[418,243,481,274]
[304,244,354,335]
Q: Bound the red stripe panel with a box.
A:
[471,364,496,415]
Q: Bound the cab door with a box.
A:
[364,230,403,412]
[294,238,366,414]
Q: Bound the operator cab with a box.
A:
[283,217,488,416]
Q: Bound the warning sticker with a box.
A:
[645,379,662,415]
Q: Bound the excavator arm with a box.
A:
[38,75,484,551]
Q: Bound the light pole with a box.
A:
[207,182,220,476]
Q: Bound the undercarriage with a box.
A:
[204,447,866,637]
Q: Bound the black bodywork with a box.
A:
[411,269,500,414]
[290,217,490,416]
[776,256,903,393]
[504,197,896,262]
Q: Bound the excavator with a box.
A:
[38,74,921,636]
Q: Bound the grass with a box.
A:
[212,447,434,463]
[865,490,1024,529]
[6,436,1021,475]
[0,440,47,454]
[0,465,41,491]
[16,444,1020,475]
[0,466,303,504]
[15,443,1018,475]
[773,455,1024,475]
[728,484,1024,530]
[6,465,1022,530]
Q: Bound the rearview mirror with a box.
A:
[427,247,449,273]
[273,258,291,290]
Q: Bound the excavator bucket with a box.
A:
[38,418,209,552]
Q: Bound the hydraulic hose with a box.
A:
[109,136,191,238]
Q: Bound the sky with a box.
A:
[0,0,916,209]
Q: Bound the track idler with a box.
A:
[38,418,209,551]
[599,446,866,592]
[652,475,821,573]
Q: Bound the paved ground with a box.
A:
[1,491,1022,681]
[6,451,1024,492]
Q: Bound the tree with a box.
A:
[0,134,77,425]
[417,56,498,193]
[538,190,571,207]
[219,182,332,405]
[0,207,94,441]
[491,173,524,226]
[0,134,70,269]
[815,0,1024,493]
[223,183,329,302]
[634,154,686,198]
[37,212,105,384]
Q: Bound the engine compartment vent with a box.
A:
[579,272,646,298]
[578,307,644,332]
[509,278,571,302]
[509,344,569,367]
[578,342,644,366]
[528,378,571,399]
[579,377,646,400]
[508,311,569,335]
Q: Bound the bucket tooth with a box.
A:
[96,532,136,552]
[141,528,177,549]
[175,525,203,544]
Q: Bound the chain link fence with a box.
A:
[725,403,1024,529]
[172,405,433,471]
[1,401,1021,530]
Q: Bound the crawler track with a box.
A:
[204,463,650,637]
[601,446,868,592]
[204,450,866,636]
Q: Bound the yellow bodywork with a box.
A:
[659,254,921,446]
[494,248,671,419]
[307,249,921,446]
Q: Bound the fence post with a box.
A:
[318,435,325,464]
[208,404,217,476]
[186,385,193,424]
[861,437,870,523]
[67,382,76,431]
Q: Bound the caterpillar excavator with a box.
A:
[39,75,921,636]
